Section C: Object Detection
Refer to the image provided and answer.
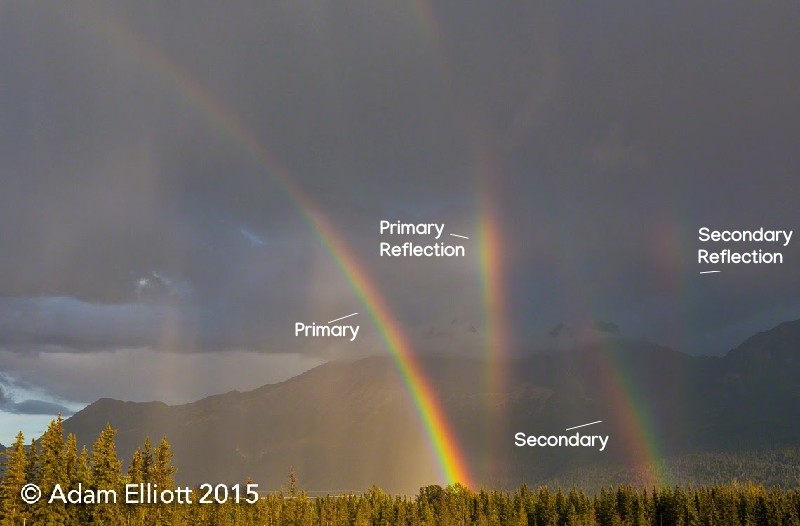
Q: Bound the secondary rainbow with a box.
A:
[80,7,473,487]
[409,1,670,486]
[540,225,669,486]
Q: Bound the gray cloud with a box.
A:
[1,0,799,412]
[0,385,73,416]
[6,400,74,417]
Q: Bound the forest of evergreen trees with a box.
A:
[543,448,800,494]
[2,417,800,525]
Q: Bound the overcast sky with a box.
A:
[2,1,800,444]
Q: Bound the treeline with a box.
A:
[544,448,800,494]
[1,418,800,525]
[0,416,177,526]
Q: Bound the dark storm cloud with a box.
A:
[0,0,799,403]
[0,297,160,350]
[491,2,800,353]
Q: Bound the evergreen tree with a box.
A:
[33,415,69,526]
[142,436,154,483]
[91,424,122,488]
[90,423,123,525]
[149,438,177,526]
[354,499,371,526]
[152,437,177,489]
[25,438,39,486]
[73,444,92,526]
[286,467,299,498]
[0,432,28,526]
[63,434,78,486]
[127,447,146,526]
[128,447,144,485]
[63,433,85,526]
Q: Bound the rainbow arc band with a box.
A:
[82,7,473,487]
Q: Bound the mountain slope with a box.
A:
[63,322,800,493]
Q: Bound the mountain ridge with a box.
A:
[61,320,800,493]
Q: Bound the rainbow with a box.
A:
[601,340,669,487]
[542,223,670,487]
[409,1,670,486]
[474,153,513,482]
[407,0,514,464]
[79,7,473,487]
[476,155,511,399]
[407,0,513,397]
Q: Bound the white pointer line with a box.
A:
[565,420,603,431]
[328,313,358,324]
[699,270,721,274]
[449,233,470,240]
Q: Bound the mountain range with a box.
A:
[61,320,800,494]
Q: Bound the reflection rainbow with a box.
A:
[410,1,669,485]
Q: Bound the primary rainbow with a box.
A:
[81,7,473,487]
[406,1,518,478]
